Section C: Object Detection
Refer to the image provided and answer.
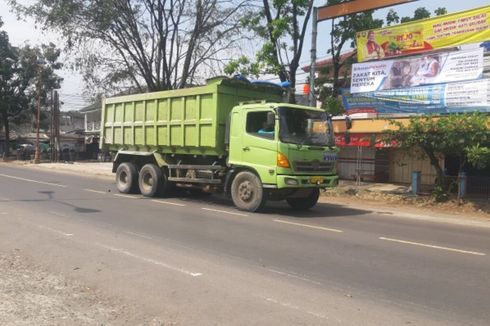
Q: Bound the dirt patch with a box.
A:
[323,185,490,221]
[0,250,168,325]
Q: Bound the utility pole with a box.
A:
[54,90,60,162]
[50,89,55,162]
[34,74,42,164]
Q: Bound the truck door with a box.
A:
[238,110,278,185]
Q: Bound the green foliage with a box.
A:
[225,0,314,103]
[431,185,449,202]
[0,19,62,155]
[401,7,447,23]
[385,113,490,191]
[466,144,490,169]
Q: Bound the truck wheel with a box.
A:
[138,164,164,197]
[286,188,320,210]
[231,171,266,212]
[116,162,138,194]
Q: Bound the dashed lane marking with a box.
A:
[123,231,154,240]
[379,237,486,256]
[36,224,73,237]
[84,188,107,194]
[96,243,202,277]
[273,219,343,233]
[152,199,186,207]
[114,194,138,199]
[201,207,248,217]
[0,173,67,188]
[259,296,331,321]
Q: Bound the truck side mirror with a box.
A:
[267,111,275,126]
[345,116,352,130]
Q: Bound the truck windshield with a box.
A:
[278,107,333,146]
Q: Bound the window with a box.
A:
[246,111,275,139]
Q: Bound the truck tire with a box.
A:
[138,164,164,197]
[231,171,266,212]
[116,162,139,194]
[286,188,320,210]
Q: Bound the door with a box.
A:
[231,110,278,185]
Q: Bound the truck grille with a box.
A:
[294,160,334,173]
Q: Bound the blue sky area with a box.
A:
[0,0,489,107]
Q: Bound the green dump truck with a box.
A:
[101,77,340,212]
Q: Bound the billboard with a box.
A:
[341,79,490,115]
[356,5,490,62]
[350,48,484,93]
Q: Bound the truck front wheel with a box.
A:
[286,188,320,210]
[138,164,163,197]
[116,162,139,194]
[231,171,266,212]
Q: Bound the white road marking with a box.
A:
[96,243,202,277]
[379,237,486,256]
[0,173,67,188]
[37,224,73,237]
[265,267,322,286]
[0,196,10,201]
[273,219,343,233]
[152,199,186,207]
[0,212,7,215]
[260,296,330,321]
[84,188,107,194]
[114,194,138,199]
[48,211,70,218]
[123,231,154,240]
[201,207,248,217]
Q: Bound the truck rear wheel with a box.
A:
[231,171,266,212]
[286,188,320,210]
[116,162,139,194]
[138,164,164,197]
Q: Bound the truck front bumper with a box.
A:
[276,175,339,189]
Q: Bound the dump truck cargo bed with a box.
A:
[101,78,283,156]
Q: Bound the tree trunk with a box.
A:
[425,149,446,190]
[288,66,297,104]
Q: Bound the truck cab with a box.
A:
[227,102,339,211]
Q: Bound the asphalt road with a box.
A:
[1,163,489,325]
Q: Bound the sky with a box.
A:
[0,0,489,110]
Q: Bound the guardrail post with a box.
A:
[411,171,421,195]
[458,172,467,200]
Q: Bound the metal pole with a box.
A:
[34,74,41,164]
[50,89,54,162]
[309,7,318,107]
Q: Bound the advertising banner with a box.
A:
[356,5,490,62]
[341,79,490,115]
[350,48,484,93]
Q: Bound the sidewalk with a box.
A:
[322,180,490,224]
[4,161,113,179]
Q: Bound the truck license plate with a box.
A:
[310,176,324,184]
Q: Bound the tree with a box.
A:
[385,7,447,24]
[225,0,314,103]
[385,113,490,193]
[10,0,252,95]
[0,18,62,157]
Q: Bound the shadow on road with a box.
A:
[37,191,101,214]
[163,191,372,218]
